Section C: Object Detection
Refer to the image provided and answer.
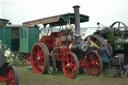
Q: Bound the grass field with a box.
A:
[0,66,128,85]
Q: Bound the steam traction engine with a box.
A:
[85,21,128,64]
[23,6,103,78]
[0,51,19,85]
[0,19,19,85]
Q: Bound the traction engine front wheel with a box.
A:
[62,52,79,79]
[5,66,19,85]
[85,51,103,76]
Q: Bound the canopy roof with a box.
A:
[0,19,9,27]
[23,13,89,27]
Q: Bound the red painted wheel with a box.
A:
[62,52,79,79]
[85,51,103,76]
[31,43,49,74]
[5,66,19,85]
[24,54,31,66]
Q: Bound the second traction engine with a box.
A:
[23,5,103,79]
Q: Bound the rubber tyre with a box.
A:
[5,66,19,85]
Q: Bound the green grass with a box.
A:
[0,66,128,85]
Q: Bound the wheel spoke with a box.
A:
[118,22,120,29]
[39,49,42,56]
[70,55,74,63]
[40,55,44,60]
[66,55,69,63]
[33,51,38,57]
[40,60,44,65]
[37,46,40,52]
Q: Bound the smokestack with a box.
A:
[73,5,80,35]
[73,5,81,43]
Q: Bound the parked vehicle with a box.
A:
[85,21,128,64]
[0,19,19,85]
[23,5,103,79]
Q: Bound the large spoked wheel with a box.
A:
[24,54,31,66]
[31,43,49,74]
[110,21,128,31]
[85,51,103,76]
[110,21,128,37]
[5,66,19,85]
[62,52,79,79]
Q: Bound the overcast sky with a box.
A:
[0,1,1,17]
[1,0,128,27]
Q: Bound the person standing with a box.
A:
[86,37,100,50]
[99,39,110,76]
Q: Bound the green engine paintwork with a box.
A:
[106,31,114,43]
[114,44,124,50]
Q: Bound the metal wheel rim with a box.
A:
[31,44,45,74]
[62,52,78,78]
[85,51,102,76]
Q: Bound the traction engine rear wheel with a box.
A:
[31,43,49,74]
[5,66,19,85]
[85,51,103,76]
[62,52,79,79]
